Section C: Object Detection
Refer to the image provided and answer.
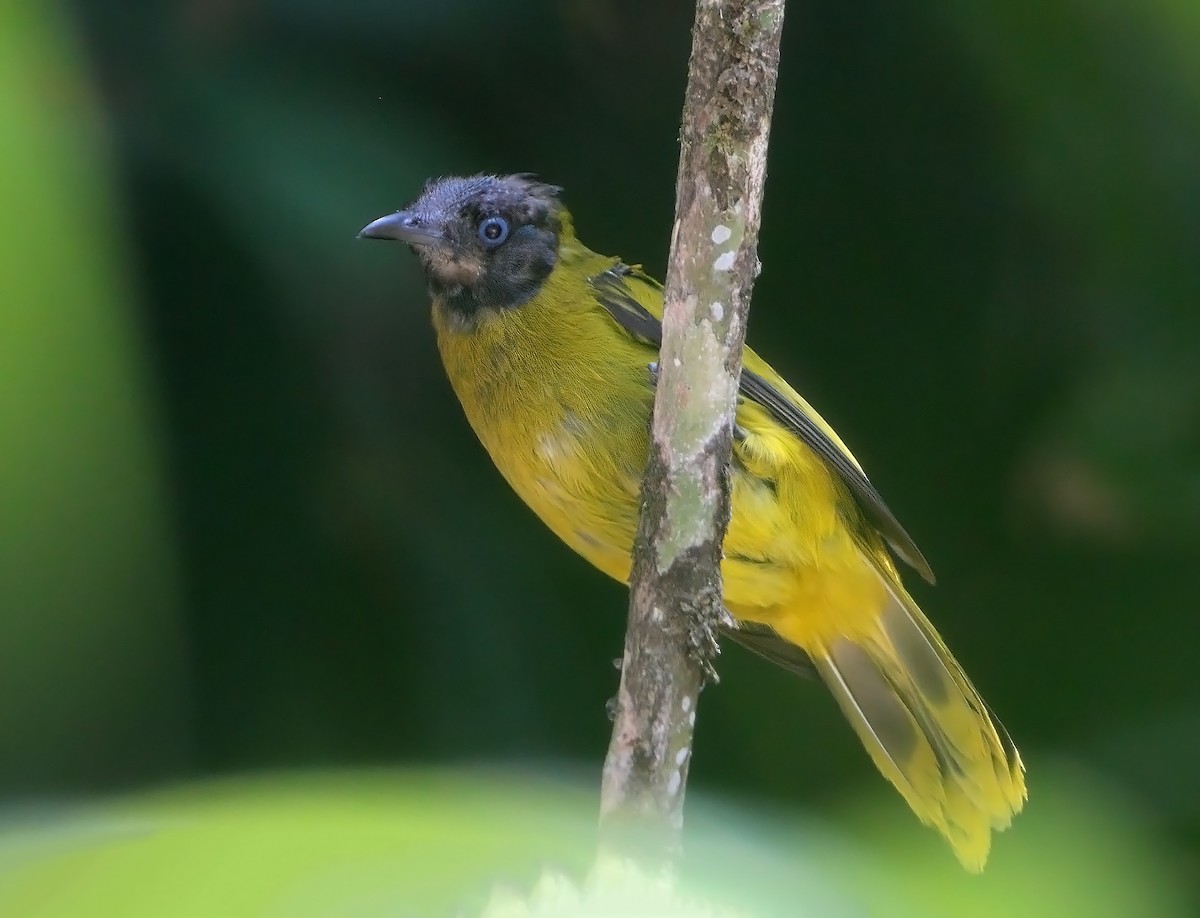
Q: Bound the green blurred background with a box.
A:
[2,0,1199,913]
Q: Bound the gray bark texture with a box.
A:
[598,0,787,866]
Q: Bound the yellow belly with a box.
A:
[431,298,869,639]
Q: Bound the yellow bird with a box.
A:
[360,174,1025,870]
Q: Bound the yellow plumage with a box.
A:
[361,175,1026,870]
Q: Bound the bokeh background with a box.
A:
[2,0,1198,914]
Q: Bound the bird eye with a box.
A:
[477,215,510,247]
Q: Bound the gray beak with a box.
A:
[357,210,443,245]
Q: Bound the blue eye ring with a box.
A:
[478,215,510,247]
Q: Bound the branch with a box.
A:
[599,0,787,866]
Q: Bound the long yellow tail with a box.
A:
[781,566,1026,870]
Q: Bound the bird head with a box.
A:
[359,174,565,317]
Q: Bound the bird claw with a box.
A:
[690,625,723,686]
[677,595,726,686]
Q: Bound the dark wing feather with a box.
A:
[589,262,934,584]
[588,263,663,347]
[737,371,934,583]
[721,621,815,677]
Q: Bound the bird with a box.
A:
[359,173,1025,870]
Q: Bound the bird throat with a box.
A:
[427,238,557,320]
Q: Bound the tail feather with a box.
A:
[812,571,1026,872]
[814,641,942,807]
[876,579,1026,809]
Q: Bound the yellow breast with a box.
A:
[429,275,847,618]
[432,289,652,583]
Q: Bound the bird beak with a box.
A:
[357,210,443,245]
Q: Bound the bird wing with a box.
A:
[719,620,816,677]
[588,261,934,584]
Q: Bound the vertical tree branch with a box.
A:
[599,0,787,865]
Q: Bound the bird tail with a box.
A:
[806,571,1026,871]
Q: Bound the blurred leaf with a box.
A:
[0,0,185,788]
[0,768,1189,916]
[0,771,865,917]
